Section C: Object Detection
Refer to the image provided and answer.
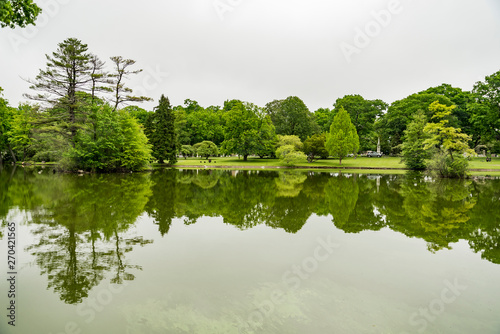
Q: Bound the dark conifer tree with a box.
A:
[150,95,178,164]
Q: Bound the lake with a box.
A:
[0,166,499,334]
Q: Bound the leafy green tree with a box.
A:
[118,111,152,171]
[0,89,17,163]
[303,133,328,162]
[470,70,500,151]
[400,111,429,170]
[0,0,41,28]
[333,95,387,151]
[424,102,473,178]
[221,100,259,161]
[123,106,150,126]
[149,95,178,164]
[326,107,359,165]
[422,84,475,144]
[194,141,218,159]
[377,93,454,154]
[276,135,303,151]
[313,108,333,133]
[276,145,306,166]
[180,145,194,159]
[69,106,151,172]
[255,115,277,158]
[265,96,319,141]
[7,103,33,161]
[173,106,191,145]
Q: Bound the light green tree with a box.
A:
[326,107,359,165]
[194,141,218,159]
[275,145,306,166]
[424,101,474,178]
[7,104,33,161]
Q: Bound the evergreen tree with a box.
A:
[326,107,359,165]
[149,95,178,164]
[26,38,92,145]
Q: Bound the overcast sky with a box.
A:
[1,0,500,112]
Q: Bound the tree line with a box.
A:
[1,37,499,175]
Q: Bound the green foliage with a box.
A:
[326,107,359,165]
[221,100,260,161]
[7,104,33,161]
[303,133,328,162]
[423,102,473,178]
[265,96,319,141]
[470,70,500,149]
[333,95,387,151]
[149,95,178,164]
[400,111,429,170]
[427,152,470,179]
[194,141,218,159]
[377,92,455,154]
[423,102,473,157]
[180,145,194,159]
[276,135,303,151]
[255,115,277,158]
[275,145,307,166]
[313,108,333,133]
[0,0,41,28]
[69,106,151,172]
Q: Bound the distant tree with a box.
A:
[304,133,328,162]
[400,111,429,170]
[109,56,151,111]
[221,100,259,161]
[326,107,359,165]
[376,93,455,154]
[313,108,333,133]
[333,95,387,151]
[194,141,218,159]
[0,0,41,28]
[122,106,150,126]
[0,89,17,163]
[265,96,319,141]
[180,145,194,159]
[255,115,277,158]
[149,95,178,164]
[7,104,33,161]
[470,70,500,151]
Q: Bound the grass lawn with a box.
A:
[172,156,500,172]
[173,156,405,169]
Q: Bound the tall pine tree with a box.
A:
[149,95,178,164]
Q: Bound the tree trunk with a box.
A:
[8,143,17,163]
[339,158,342,165]
[244,155,248,161]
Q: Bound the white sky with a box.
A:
[1,0,500,112]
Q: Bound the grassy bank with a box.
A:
[172,156,500,171]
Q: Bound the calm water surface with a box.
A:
[0,166,499,334]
